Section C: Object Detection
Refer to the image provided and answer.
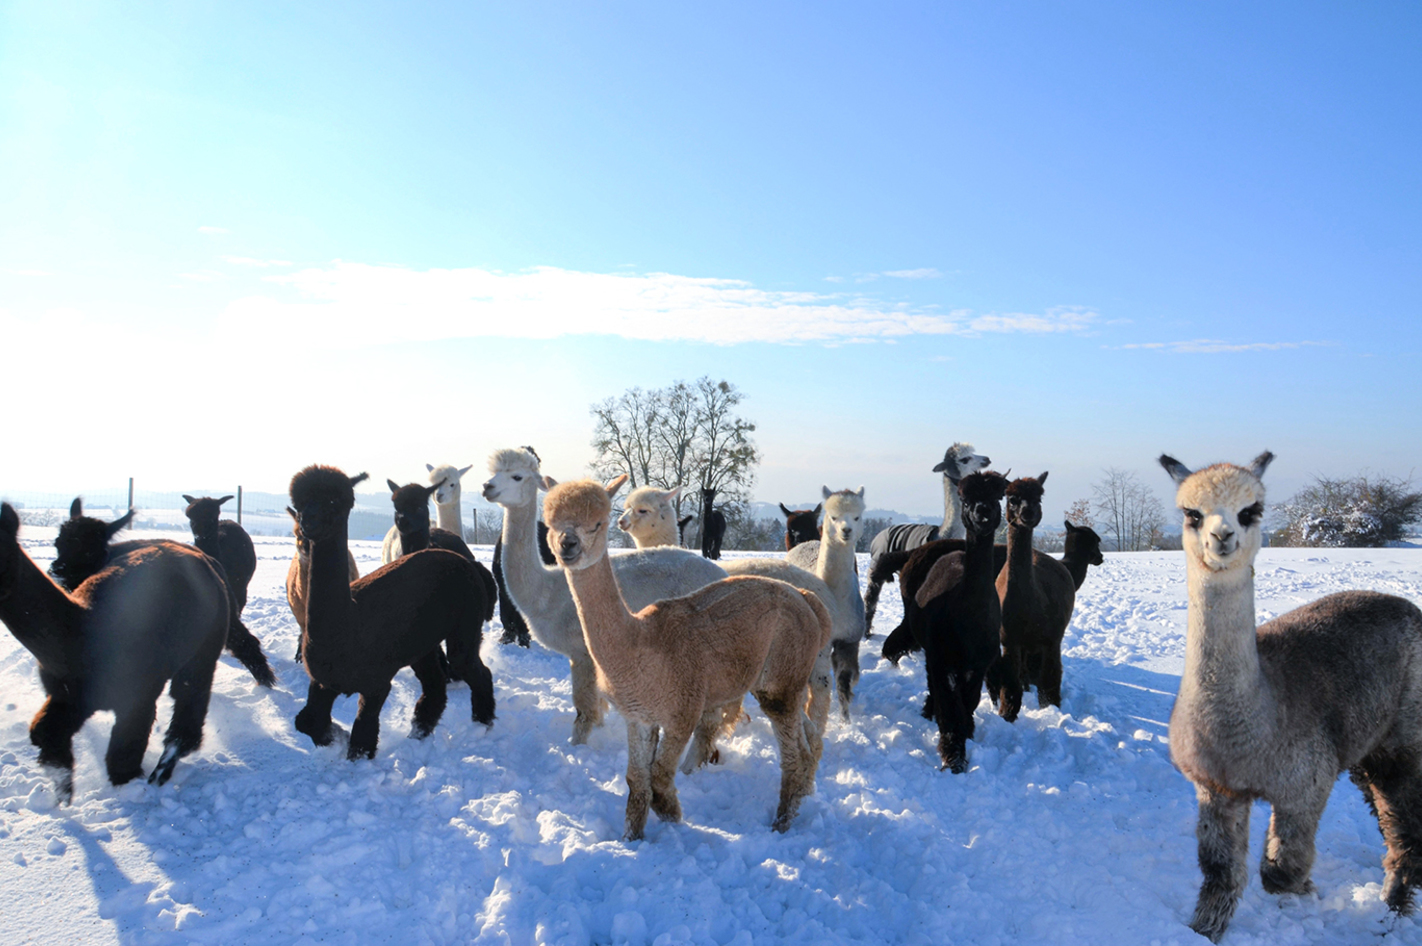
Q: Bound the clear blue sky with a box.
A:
[2,1,1418,520]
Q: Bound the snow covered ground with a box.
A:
[2,530,1420,946]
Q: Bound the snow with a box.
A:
[2,532,1421,945]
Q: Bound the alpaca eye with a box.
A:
[1184,509,1203,529]
[512,475,523,482]
[1238,503,1262,528]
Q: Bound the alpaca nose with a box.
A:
[1213,527,1235,546]
[559,536,580,559]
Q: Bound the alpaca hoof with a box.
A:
[708,748,721,766]
[1260,861,1315,896]
[1383,871,1416,915]
[46,767,74,806]
[147,744,181,786]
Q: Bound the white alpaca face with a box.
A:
[820,488,866,546]
[1175,467,1266,573]
[617,487,676,536]
[429,464,465,506]
[934,444,991,479]
[481,457,539,508]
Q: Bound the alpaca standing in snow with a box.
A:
[863,442,990,635]
[1159,450,1422,941]
[618,485,683,549]
[287,506,359,662]
[779,502,821,550]
[481,448,726,744]
[699,487,726,560]
[544,480,830,839]
[382,462,473,564]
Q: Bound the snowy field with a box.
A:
[2,530,1421,946]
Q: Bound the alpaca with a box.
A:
[1159,451,1422,940]
[618,485,683,548]
[493,521,554,647]
[52,499,275,688]
[481,448,727,744]
[987,473,1078,722]
[677,514,694,548]
[896,471,1009,772]
[863,442,991,635]
[1060,519,1104,590]
[779,502,821,550]
[286,506,359,662]
[0,503,229,801]
[289,465,496,760]
[381,462,473,564]
[784,487,868,717]
[699,487,726,560]
[543,479,831,839]
[182,494,256,612]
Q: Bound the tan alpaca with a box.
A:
[285,506,359,643]
[544,479,832,840]
[617,485,682,548]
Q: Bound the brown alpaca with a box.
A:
[990,473,1077,721]
[286,506,359,662]
[543,480,831,840]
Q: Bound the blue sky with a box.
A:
[2,1,1419,520]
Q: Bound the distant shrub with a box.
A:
[1272,473,1422,548]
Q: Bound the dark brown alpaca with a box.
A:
[289,465,495,760]
[989,473,1078,721]
[51,499,275,688]
[700,487,726,559]
[287,506,359,663]
[1060,519,1104,590]
[779,502,821,550]
[0,503,229,802]
[182,495,256,611]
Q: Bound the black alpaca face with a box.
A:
[51,517,113,589]
[182,496,231,539]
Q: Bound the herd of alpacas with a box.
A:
[2,442,1421,941]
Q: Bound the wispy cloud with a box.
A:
[222,255,293,268]
[197,225,230,235]
[2,268,56,277]
[883,268,942,280]
[218,262,1098,347]
[1116,339,1332,354]
[179,270,227,283]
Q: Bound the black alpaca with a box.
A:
[1060,519,1104,589]
[182,495,256,611]
[898,470,1009,772]
[677,514,694,548]
[779,502,821,551]
[700,487,726,560]
[289,465,496,760]
[387,478,501,671]
[493,523,555,646]
[0,503,229,802]
[51,499,275,688]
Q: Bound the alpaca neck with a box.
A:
[939,477,964,540]
[1003,519,1036,589]
[964,520,998,590]
[1061,543,1090,590]
[815,531,858,594]
[561,548,650,691]
[0,551,83,677]
[435,493,462,534]
[305,519,357,643]
[398,523,430,553]
[1179,562,1272,727]
[500,496,564,607]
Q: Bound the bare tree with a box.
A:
[1064,498,1094,528]
[1092,468,1165,552]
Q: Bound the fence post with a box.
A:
[237,486,243,525]
[127,477,134,511]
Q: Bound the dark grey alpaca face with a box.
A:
[962,497,1001,538]
[51,518,112,589]
[293,498,345,542]
[1006,494,1042,530]
[395,504,430,534]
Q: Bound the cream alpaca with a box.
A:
[481,448,726,744]
[544,479,831,839]
[618,485,682,548]
[1160,450,1422,942]
[383,462,473,564]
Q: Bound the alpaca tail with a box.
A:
[225,615,276,688]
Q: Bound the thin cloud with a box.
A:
[2,269,56,277]
[222,255,293,268]
[179,270,227,283]
[197,226,230,235]
[218,262,1099,347]
[1116,339,1332,354]
[883,268,942,280]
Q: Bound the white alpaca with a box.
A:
[1159,450,1422,941]
[382,462,473,564]
[481,448,727,744]
[618,485,683,549]
[722,487,868,722]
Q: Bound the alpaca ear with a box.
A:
[426,463,435,473]
[182,495,196,505]
[604,474,629,499]
[1064,519,1077,532]
[107,509,135,538]
[1249,451,1275,479]
[458,464,473,478]
[70,497,84,520]
[856,486,865,499]
[217,495,234,506]
[350,472,370,488]
[667,486,681,504]
[426,479,445,497]
[387,479,400,494]
[1159,454,1192,485]
[1,503,18,536]
[1038,472,1048,485]
[286,506,298,522]
[779,503,793,517]
[821,485,832,500]
[541,475,558,491]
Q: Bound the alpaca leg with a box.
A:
[410,651,450,738]
[569,653,605,745]
[758,696,815,832]
[224,615,276,688]
[1260,796,1325,896]
[152,651,220,786]
[681,701,741,775]
[444,621,495,726]
[623,721,658,841]
[1189,785,1252,943]
[294,680,341,747]
[959,665,988,743]
[933,669,973,773]
[862,574,883,638]
[348,681,392,760]
[995,647,1024,723]
[1036,645,1064,709]
[831,638,860,719]
[805,646,833,739]
[493,542,532,647]
[880,620,917,665]
[1352,750,1422,914]
[649,725,690,824]
[30,695,88,804]
[105,683,165,786]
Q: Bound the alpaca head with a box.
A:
[289,465,370,542]
[1004,473,1048,530]
[182,494,233,541]
[427,463,472,507]
[543,480,614,571]
[482,447,544,509]
[819,486,866,547]
[0,502,21,601]
[287,506,311,563]
[1064,520,1105,566]
[701,487,717,505]
[957,470,1009,538]
[50,498,135,590]
[1159,451,1273,574]
[617,485,680,538]
[388,479,442,536]
[933,442,992,482]
[779,502,822,546]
